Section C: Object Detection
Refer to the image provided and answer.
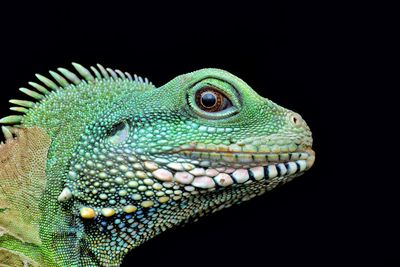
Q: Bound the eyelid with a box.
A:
[202,80,241,108]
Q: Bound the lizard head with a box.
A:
[0,64,314,265]
[64,68,315,262]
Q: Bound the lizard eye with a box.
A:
[107,121,129,145]
[188,79,239,120]
[195,87,232,112]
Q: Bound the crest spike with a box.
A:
[9,99,35,108]
[57,68,81,85]
[49,71,69,87]
[10,107,29,113]
[19,88,44,100]
[90,66,102,79]
[35,74,59,90]
[125,72,133,81]
[1,126,13,139]
[72,62,94,82]
[28,82,50,95]
[115,69,126,79]
[96,64,109,78]
[106,68,118,80]
[0,115,23,124]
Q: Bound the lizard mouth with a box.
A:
[158,147,315,189]
[173,146,315,169]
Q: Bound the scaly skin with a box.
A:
[0,64,315,266]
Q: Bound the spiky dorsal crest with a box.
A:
[0,63,153,137]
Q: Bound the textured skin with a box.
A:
[0,64,315,266]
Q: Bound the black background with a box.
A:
[0,2,395,267]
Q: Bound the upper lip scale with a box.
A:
[170,147,315,155]
[304,148,316,169]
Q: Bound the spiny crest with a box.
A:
[0,63,154,138]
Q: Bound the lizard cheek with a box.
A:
[107,121,130,145]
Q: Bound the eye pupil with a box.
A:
[201,92,217,108]
[194,87,232,113]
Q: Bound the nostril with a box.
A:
[289,113,303,127]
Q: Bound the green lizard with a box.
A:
[0,63,315,266]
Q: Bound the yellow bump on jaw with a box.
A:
[135,170,147,179]
[140,200,154,208]
[123,205,137,213]
[80,207,96,219]
[158,196,170,203]
[101,208,116,217]
[152,183,163,190]
[125,171,135,178]
[172,195,182,201]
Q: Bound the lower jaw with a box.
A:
[177,170,305,226]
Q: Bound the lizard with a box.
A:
[0,63,315,266]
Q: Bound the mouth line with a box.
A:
[168,147,315,167]
[170,146,315,155]
[171,148,313,155]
